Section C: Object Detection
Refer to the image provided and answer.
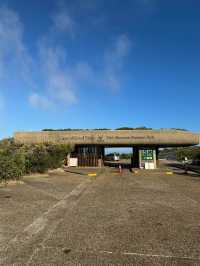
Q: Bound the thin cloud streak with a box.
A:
[0,6,25,79]
[104,34,132,91]
[36,42,78,107]
[29,93,54,110]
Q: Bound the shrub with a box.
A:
[0,139,72,181]
[45,144,71,169]
[24,144,71,173]
[24,145,50,173]
[0,152,25,181]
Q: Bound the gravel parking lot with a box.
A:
[1,166,200,265]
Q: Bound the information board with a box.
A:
[141,149,153,161]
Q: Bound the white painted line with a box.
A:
[15,179,91,239]
[0,178,92,265]
[100,250,200,261]
[100,250,113,254]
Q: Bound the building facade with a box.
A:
[14,130,200,169]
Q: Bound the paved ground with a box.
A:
[1,166,200,265]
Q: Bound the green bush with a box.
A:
[24,145,49,173]
[160,147,200,161]
[0,139,72,181]
[0,152,25,181]
[24,144,71,173]
[45,144,70,169]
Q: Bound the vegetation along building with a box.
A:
[14,129,200,169]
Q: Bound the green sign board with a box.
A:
[141,149,153,161]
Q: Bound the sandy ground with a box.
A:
[1,166,200,265]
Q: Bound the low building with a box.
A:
[14,129,200,169]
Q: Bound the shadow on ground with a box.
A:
[166,162,200,177]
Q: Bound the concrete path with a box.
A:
[1,168,200,265]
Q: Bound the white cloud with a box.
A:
[0,7,23,78]
[29,93,53,110]
[114,34,132,58]
[0,7,23,53]
[104,34,132,91]
[74,62,94,81]
[0,6,33,82]
[38,42,77,107]
[36,34,132,103]
[0,6,78,110]
[0,6,132,111]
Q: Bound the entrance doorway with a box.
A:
[104,147,133,169]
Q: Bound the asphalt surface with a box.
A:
[167,161,200,174]
[1,166,200,265]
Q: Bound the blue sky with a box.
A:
[0,0,200,139]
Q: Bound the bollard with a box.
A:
[119,164,122,174]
